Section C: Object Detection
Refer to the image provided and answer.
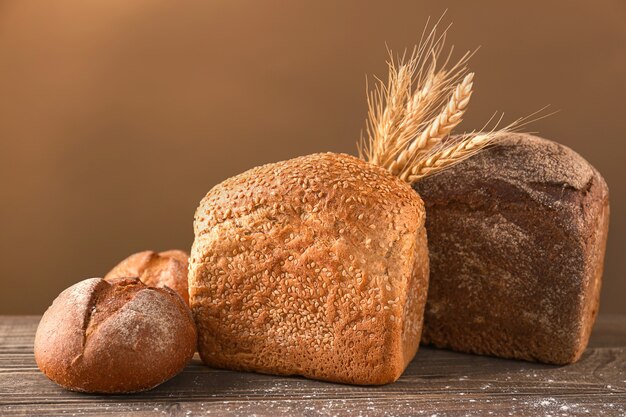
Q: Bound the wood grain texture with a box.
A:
[1,315,625,416]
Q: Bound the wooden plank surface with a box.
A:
[1,315,625,416]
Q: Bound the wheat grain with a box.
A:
[404,123,518,183]
[358,18,527,183]
[403,133,491,182]
[366,60,416,166]
[410,72,473,153]
[359,19,471,169]
[390,72,474,176]
[384,70,451,174]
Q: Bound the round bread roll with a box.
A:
[34,277,197,393]
[105,250,189,305]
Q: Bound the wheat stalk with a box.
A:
[409,72,473,153]
[359,19,524,184]
[365,59,417,166]
[403,127,511,183]
[390,72,473,176]
[359,20,471,169]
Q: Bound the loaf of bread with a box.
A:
[35,277,197,393]
[413,133,609,364]
[189,153,429,384]
[105,249,189,305]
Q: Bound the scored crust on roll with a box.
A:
[34,277,197,393]
[190,152,429,385]
[105,250,190,305]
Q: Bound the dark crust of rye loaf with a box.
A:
[34,277,197,393]
[413,133,609,365]
[190,152,429,385]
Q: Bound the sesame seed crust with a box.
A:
[189,152,428,385]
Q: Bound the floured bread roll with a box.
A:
[189,153,429,385]
[35,277,196,393]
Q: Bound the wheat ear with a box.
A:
[390,72,473,177]
[359,20,526,184]
[404,128,507,183]
[365,60,417,167]
[359,19,471,168]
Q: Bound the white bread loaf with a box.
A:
[189,152,429,384]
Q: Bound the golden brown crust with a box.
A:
[159,249,190,266]
[34,277,197,393]
[190,152,428,384]
[401,226,429,368]
[105,250,189,305]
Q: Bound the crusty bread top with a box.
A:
[190,151,425,336]
[192,152,424,270]
[415,133,609,252]
[493,134,596,189]
[417,133,607,206]
[105,250,190,305]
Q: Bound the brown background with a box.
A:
[0,1,624,314]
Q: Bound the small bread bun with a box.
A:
[105,250,189,305]
[34,277,197,393]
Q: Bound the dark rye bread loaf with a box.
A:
[413,133,609,365]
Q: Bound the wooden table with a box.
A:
[1,315,624,416]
